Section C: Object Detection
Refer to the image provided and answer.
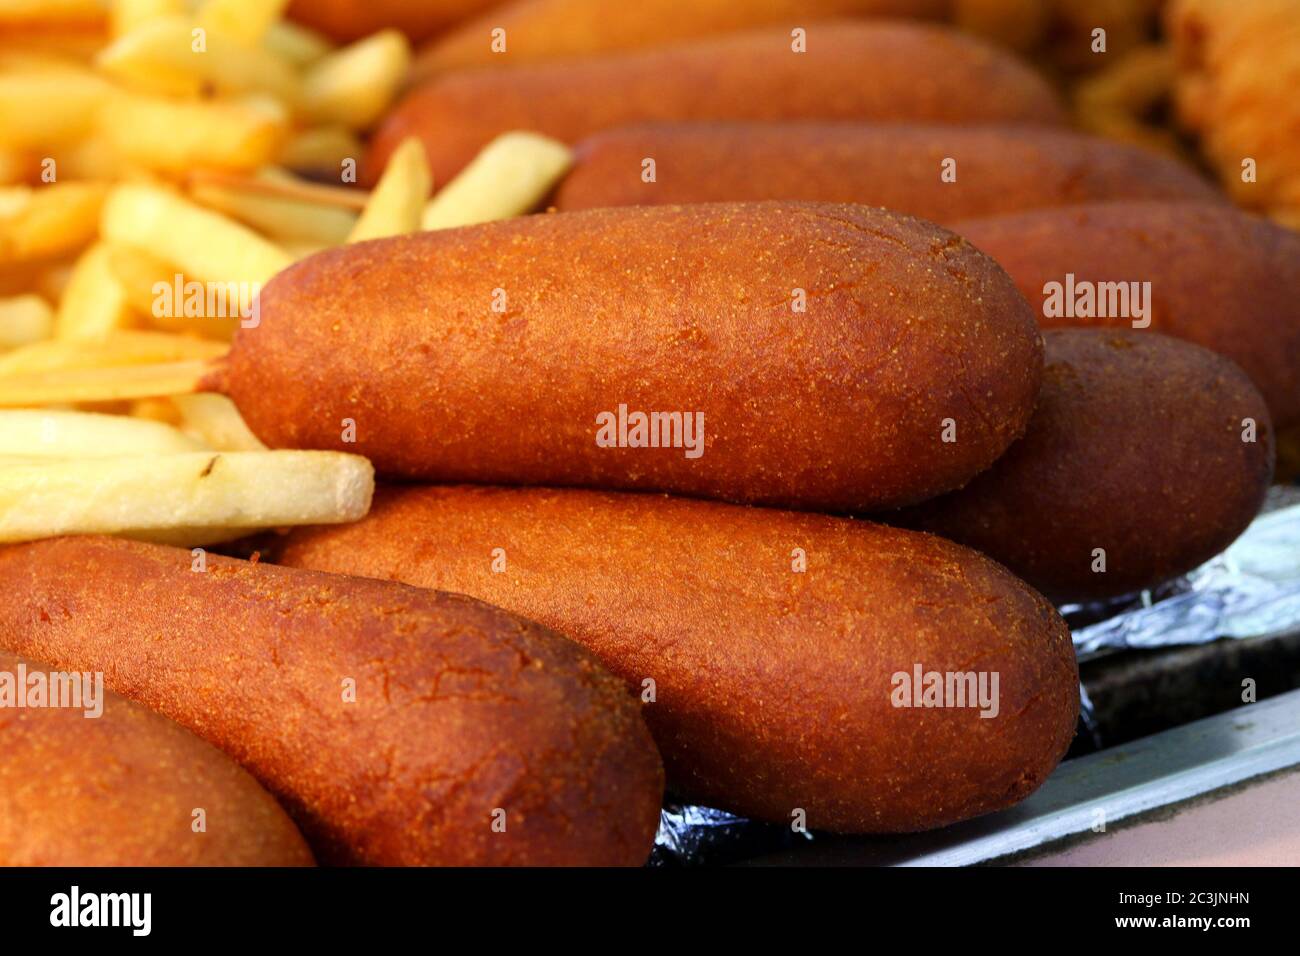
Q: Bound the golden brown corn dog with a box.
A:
[0,537,663,866]
[369,21,1067,184]
[895,330,1275,602]
[554,122,1222,223]
[415,0,949,76]
[288,0,504,43]
[210,202,1044,513]
[276,486,1080,832]
[0,649,314,867]
[953,201,1300,429]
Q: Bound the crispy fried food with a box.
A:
[0,648,314,866]
[896,330,1275,601]
[369,21,1066,184]
[1169,0,1300,228]
[214,202,1044,512]
[0,536,665,865]
[277,485,1080,832]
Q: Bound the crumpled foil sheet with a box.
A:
[652,485,1300,866]
[1067,487,1300,658]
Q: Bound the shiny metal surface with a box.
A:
[747,688,1300,866]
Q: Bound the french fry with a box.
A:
[262,19,331,67]
[0,408,207,457]
[0,186,27,217]
[421,132,574,231]
[281,239,327,260]
[47,135,129,182]
[126,525,255,546]
[0,50,101,72]
[0,449,374,543]
[0,294,53,349]
[110,0,186,38]
[105,241,178,319]
[105,242,240,339]
[277,125,362,176]
[301,29,410,129]
[0,69,110,148]
[189,179,357,244]
[54,242,135,340]
[189,166,367,208]
[0,0,106,28]
[0,181,107,265]
[101,182,291,286]
[97,15,302,104]
[0,358,211,406]
[195,0,288,47]
[99,92,289,172]
[0,331,226,376]
[170,392,266,451]
[347,136,430,242]
[35,260,75,301]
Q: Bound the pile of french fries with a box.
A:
[0,0,574,546]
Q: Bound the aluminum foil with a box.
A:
[652,485,1300,866]
[1067,487,1300,658]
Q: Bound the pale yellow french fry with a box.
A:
[55,243,136,341]
[0,330,227,376]
[0,449,374,543]
[0,408,208,457]
[98,15,302,104]
[348,136,430,243]
[49,135,129,182]
[281,239,327,260]
[99,92,289,173]
[302,29,410,129]
[0,181,107,265]
[110,0,186,37]
[170,392,266,451]
[422,132,574,231]
[104,241,176,318]
[0,294,53,349]
[278,125,362,175]
[263,19,331,67]
[0,455,63,466]
[101,183,291,286]
[0,187,28,217]
[0,358,211,406]
[190,180,356,244]
[195,0,288,46]
[126,524,255,546]
[0,50,101,72]
[198,166,367,208]
[105,242,240,339]
[0,70,111,148]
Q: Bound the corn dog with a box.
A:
[954,201,1300,428]
[369,21,1067,184]
[0,537,664,866]
[554,122,1222,223]
[276,485,1081,832]
[416,0,950,75]
[209,202,1044,512]
[288,0,503,43]
[895,330,1275,601]
[0,649,313,867]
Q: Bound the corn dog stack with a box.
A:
[1,0,1294,869]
